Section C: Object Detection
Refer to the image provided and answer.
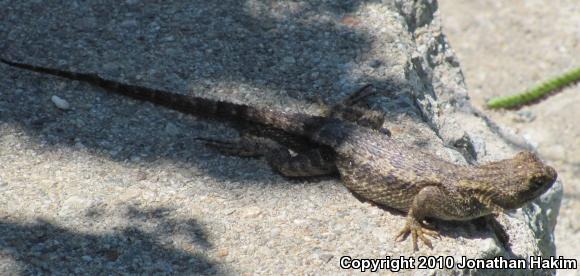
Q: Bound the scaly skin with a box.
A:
[312,120,556,250]
[1,57,558,251]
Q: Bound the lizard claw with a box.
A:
[395,217,438,251]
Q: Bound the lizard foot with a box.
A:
[395,217,440,251]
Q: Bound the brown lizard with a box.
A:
[0,57,557,251]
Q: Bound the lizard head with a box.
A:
[466,151,557,211]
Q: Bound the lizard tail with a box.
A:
[1,57,323,135]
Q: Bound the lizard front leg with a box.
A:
[196,136,281,157]
[395,186,443,251]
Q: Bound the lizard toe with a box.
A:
[394,224,411,242]
[416,229,433,249]
[421,227,440,239]
[396,217,437,251]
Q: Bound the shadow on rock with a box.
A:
[0,207,222,275]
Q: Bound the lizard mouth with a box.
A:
[531,165,557,193]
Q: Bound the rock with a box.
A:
[217,248,229,257]
[164,122,180,136]
[512,110,536,123]
[51,95,70,110]
[241,206,262,218]
[58,196,93,217]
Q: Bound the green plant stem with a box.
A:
[487,66,580,109]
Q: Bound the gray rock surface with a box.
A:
[0,0,562,274]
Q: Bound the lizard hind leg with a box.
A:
[265,147,338,178]
[318,84,375,113]
[324,84,387,131]
[196,136,338,178]
[340,84,376,107]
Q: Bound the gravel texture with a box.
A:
[0,0,564,274]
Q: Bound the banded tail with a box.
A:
[1,58,323,135]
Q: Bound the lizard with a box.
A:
[0,57,558,251]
